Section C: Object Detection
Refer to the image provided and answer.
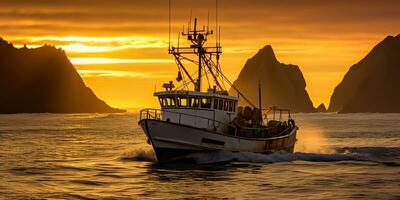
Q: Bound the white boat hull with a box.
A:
[139,119,298,163]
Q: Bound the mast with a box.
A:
[166,2,257,108]
[194,18,202,92]
[169,14,220,92]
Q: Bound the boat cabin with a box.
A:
[154,90,238,131]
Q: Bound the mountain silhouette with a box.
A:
[230,45,316,113]
[0,38,124,113]
[328,34,400,113]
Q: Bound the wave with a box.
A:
[120,146,400,166]
[88,112,134,119]
[119,148,157,163]
[185,151,372,165]
[336,146,400,161]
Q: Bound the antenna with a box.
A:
[177,32,180,50]
[219,26,221,47]
[168,0,171,50]
[189,10,192,34]
[216,0,218,46]
[208,11,210,31]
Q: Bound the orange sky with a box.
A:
[1,0,400,108]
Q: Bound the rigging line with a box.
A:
[176,74,192,90]
[201,54,223,91]
[210,55,226,89]
[208,57,256,107]
[176,68,199,90]
[204,65,211,89]
[203,54,225,90]
[179,56,199,65]
[204,63,214,90]
[173,53,195,85]
[178,80,190,90]
[206,54,222,81]
[176,66,212,90]
[176,62,186,84]
[176,70,211,90]
[176,65,190,91]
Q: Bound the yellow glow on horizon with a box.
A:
[17,35,166,44]
[62,43,117,52]
[8,35,169,53]
[70,57,173,65]
[77,69,172,78]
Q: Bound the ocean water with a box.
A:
[0,113,399,199]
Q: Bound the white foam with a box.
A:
[187,151,370,164]
[119,148,157,163]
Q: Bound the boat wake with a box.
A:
[184,150,372,165]
[119,148,157,163]
[119,146,400,166]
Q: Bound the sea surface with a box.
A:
[0,113,399,199]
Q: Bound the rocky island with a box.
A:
[0,38,123,113]
[328,34,400,113]
[230,45,316,113]
[316,104,327,112]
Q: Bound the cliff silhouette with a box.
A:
[230,45,316,113]
[0,38,123,113]
[328,34,400,113]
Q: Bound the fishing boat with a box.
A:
[139,13,298,163]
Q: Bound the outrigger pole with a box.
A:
[259,81,263,125]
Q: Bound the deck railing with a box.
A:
[139,108,296,139]
[262,106,292,123]
[139,108,232,132]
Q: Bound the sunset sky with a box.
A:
[1,0,400,108]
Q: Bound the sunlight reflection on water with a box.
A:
[0,113,399,199]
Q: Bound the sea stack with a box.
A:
[328,34,400,113]
[230,45,316,113]
[0,38,124,113]
[316,104,327,112]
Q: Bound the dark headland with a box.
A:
[328,34,400,113]
[230,45,316,113]
[0,38,124,113]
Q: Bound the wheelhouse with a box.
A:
[153,90,238,131]
[155,91,238,113]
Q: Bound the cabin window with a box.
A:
[229,101,234,112]
[213,99,218,109]
[218,99,224,110]
[163,98,168,107]
[201,98,211,109]
[233,102,236,112]
[224,100,229,111]
[159,97,166,107]
[177,97,187,107]
[166,97,176,107]
[189,97,199,108]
